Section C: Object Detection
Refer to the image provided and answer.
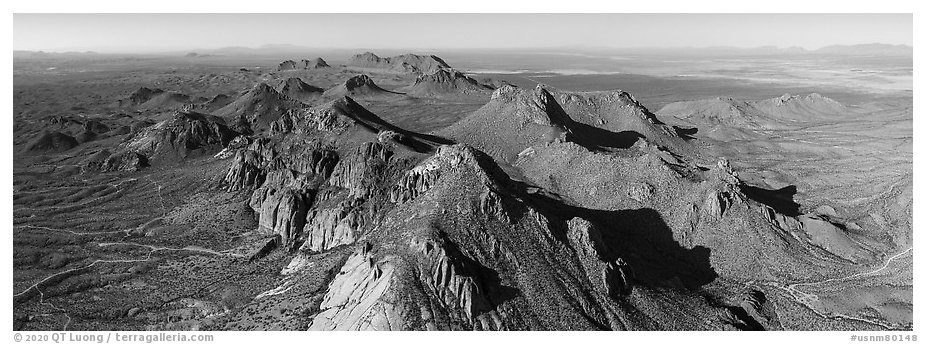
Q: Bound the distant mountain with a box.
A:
[812,43,912,56]
[403,69,493,99]
[347,52,451,74]
[322,74,403,100]
[276,77,324,102]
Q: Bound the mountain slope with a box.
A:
[213,83,306,133]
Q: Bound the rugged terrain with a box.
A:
[12,51,912,331]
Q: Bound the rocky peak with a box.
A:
[412,69,475,85]
[302,57,330,69]
[490,85,573,128]
[343,74,378,91]
[390,144,495,204]
[701,158,746,220]
[116,110,237,164]
[278,60,298,71]
[214,82,304,133]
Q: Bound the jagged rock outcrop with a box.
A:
[301,199,365,252]
[701,158,746,220]
[347,52,451,74]
[411,234,498,326]
[240,142,339,247]
[328,142,394,198]
[249,187,312,248]
[213,135,250,159]
[390,144,506,204]
[224,149,267,191]
[222,137,275,189]
[389,151,443,203]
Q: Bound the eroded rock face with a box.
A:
[283,149,339,181]
[308,249,401,330]
[389,155,443,204]
[234,140,340,248]
[224,149,266,191]
[223,138,273,191]
[301,198,365,252]
[249,187,312,247]
[389,144,485,204]
[411,235,499,326]
[566,217,636,301]
[328,142,394,198]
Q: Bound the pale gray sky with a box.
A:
[13,13,913,52]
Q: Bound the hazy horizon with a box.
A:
[14,13,913,53]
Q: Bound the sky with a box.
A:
[13,13,913,53]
